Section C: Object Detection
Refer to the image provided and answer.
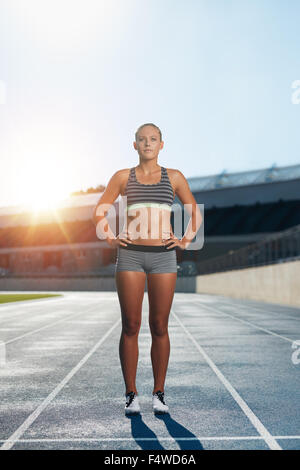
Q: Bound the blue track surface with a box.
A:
[0,291,299,450]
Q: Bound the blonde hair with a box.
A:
[135,123,162,142]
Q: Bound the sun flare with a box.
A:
[15,161,73,215]
[26,193,66,213]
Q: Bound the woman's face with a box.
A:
[134,126,163,158]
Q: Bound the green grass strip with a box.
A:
[0,294,62,304]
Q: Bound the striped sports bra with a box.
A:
[123,166,175,212]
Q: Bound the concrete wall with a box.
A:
[0,275,195,293]
[196,259,300,308]
[1,260,299,308]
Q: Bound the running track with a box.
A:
[0,291,299,450]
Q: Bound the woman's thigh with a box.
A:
[115,247,145,273]
[147,272,177,334]
[115,271,146,333]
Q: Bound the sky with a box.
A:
[0,0,300,209]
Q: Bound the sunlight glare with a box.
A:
[9,0,126,52]
[15,160,73,215]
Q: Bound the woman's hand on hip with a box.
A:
[107,230,133,248]
[164,233,188,250]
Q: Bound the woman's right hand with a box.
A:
[107,230,133,248]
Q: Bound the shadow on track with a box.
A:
[126,414,165,450]
[126,413,203,450]
[155,413,203,450]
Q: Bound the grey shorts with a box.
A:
[115,244,178,274]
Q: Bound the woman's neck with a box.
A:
[137,160,160,175]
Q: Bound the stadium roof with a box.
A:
[0,163,299,217]
[187,163,300,192]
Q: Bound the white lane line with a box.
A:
[0,308,65,325]
[171,309,282,451]
[0,295,115,311]
[0,437,266,443]
[0,318,121,451]
[214,299,300,320]
[208,292,300,315]
[65,297,117,301]
[0,299,72,324]
[0,297,117,325]
[0,435,299,444]
[193,301,295,344]
[4,306,98,345]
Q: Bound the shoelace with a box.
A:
[155,391,166,405]
[125,392,136,407]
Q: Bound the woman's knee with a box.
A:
[122,319,141,337]
[149,320,168,337]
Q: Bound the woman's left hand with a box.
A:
[164,233,188,250]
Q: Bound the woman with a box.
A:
[93,123,202,415]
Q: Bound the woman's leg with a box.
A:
[147,272,177,394]
[116,270,146,395]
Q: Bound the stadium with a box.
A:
[1,1,300,452]
[1,162,300,451]
[0,162,299,299]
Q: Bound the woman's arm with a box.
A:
[173,170,203,249]
[92,170,123,244]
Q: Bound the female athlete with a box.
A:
[93,123,202,415]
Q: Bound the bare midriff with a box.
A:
[124,205,173,246]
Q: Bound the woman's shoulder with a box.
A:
[164,167,180,174]
[112,168,132,181]
[165,167,185,180]
[111,168,133,193]
[164,168,189,193]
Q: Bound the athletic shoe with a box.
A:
[125,391,140,415]
[152,390,169,414]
